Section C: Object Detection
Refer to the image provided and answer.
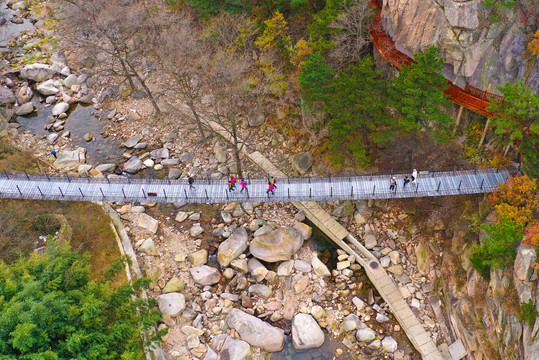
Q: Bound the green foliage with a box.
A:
[389,46,453,141]
[325,55,391,166]
[518,299,538,328]
[483,0,516,21]
[470,217,524,279]
[0,241,163,359]
[307,0,343,52]
[188,0,248,16]
[254,10,291,54]
[487,81,539,177]
[298,52,335,106]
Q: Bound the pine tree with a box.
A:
[389,46,453,142]
[298,52,335,107]
[325,55,391,165]
[487,81,539,177]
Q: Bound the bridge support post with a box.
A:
[288,188,290,199]
[415,183,419,194]
[453,105,464,135]
[330,187,333,198]
[58,187,64,197]
[79,188,84,198]
[246,188,249,199]
[185,189,189,199]
[437,181,441,192]
[3,169,8,179]
[100,188,105,198]
[163,189,167,199]
[107,177,110,184]
[37,186,43,197]
[24,170,29,180]
[204,189,208,200]
[372,185,375,196]
[122,188,126,198]
[65,172,71,182]
[309,188,312,198]
[16,185,22,196]
[458,180,462,191]
[142,189,146,199]
[44,172,50,181]
[351,186,354,198]
[480,178,484,190]
[453,165,456,176]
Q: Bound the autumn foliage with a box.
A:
[489,174,538,227]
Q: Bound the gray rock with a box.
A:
[78,94,93,104]
[215,149,227,163]
[53,147,86,170]
[15,102,35,116]
[63,74,78,88]
[168,168,181,180]
[20,63,57,82]
[181,152,194,163]
[36,79,59,96]
[218,335,251,360]
[150,147,169,161]
[157,292,186,317]
[175,211,188,222]
[248,284,272,299]
[248,112,265,127]
[294,260,312,273]
[163,277,185,293]
[52,102,69,116]
[138,238,157,255]
[122,156,142,173]
[254,225,273,237]
[16,85,33,104]
[364,231,377,249]
[292,314,324,350]
[381,336,398,352]
[77,74,88,84]
[356,324,376,342]
[0,87,15,105]
[248,258,268,282]
[221,211,233,223]
[376,313,390,323]
[189,265,221,285]
[333,201,355,218]
[290,152,312,175]
[161,158,179,166]
[341,314,361,332]
[218,227,248,267]
[514,245,537,282]
[190,224,204,237]
[125,134,142,148]
[312,256,331,277]
[226,308,285,352]
[250,226,304,262]
[137,213,159,234]
[95,163,116,173]
[277,260,294,276]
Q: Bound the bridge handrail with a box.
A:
[0,166,515,186]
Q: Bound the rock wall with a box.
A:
[381,0,539,94]
[437,212,539,360]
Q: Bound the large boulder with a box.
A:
[53,147,86,170]
[217,227,249,267]
[0,87,15,105]
[189,265,221,285]
[20,63,57,82]
[514,245,537,282]
[218,336,251,360]
[292,314,325,350]
[52,102,70,116]
[226,308,285,352]
[95,163,117,173]
[16,85,33,104]
[157,292,185,317]
[125,134,143,148]
[36,79,60,96]
[122,156,142,173]
[250,227,304,262]
[248,112,265,127]
[15,102,35,116]
[150,147,169,161]
[137,213,159,234]
[290,152,312,175]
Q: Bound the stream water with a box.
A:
[16,97,125,165]
[0,2,34,48]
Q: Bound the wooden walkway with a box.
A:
[368,0,503,116]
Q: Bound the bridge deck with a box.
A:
[0,169,510,204]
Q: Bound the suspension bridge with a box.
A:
[0,168,512,204]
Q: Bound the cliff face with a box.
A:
[437,213,539,360]
[381,0,539,95]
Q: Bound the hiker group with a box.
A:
[228,176,248,193]
[390,169,417,191]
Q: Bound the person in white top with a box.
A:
[412,169,418,184]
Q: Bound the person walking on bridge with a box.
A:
[230,176,236,191]
[412,169,418,184]
[267,183,275,195]
[403,175,410,188]
[240,179,247,193]
[188,175,195,189]
[389,177,397,191]
[228,180,235,192]
[269,176,277,188]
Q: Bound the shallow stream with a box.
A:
[0,3,34,48]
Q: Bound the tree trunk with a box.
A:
[230,116,243,179]
[118,56,136,92]
[125,58,162,119]
[188,100,206,138]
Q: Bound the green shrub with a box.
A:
[32,214,62,236]
[518,299,538,328]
